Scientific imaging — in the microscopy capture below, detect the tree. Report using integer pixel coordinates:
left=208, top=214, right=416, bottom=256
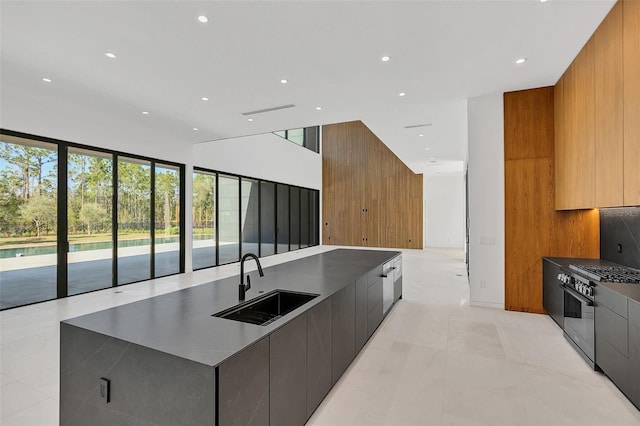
left=80, top=202, right=108, bottom=235
left=20, top=196, right=56, bottom=237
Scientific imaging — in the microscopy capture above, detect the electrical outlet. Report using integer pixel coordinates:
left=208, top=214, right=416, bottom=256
left=99, top=378, right=110, bottom=403
left=617, top=243, right=623, bottom=254
left=480, top=280, right=487, bottom=289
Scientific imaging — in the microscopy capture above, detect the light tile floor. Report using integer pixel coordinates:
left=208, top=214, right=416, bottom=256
left=1, top=246, right=639, bottom=425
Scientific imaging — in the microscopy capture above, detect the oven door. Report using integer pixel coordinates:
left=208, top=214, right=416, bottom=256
left=561, top=284, right=595, bottom=366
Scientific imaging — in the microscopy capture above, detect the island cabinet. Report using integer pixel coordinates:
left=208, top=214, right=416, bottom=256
left=60, top=323, right=217, bottom=426
left=393, top=255, right=402, bottom=302
left=355, top=274, right=368, bottom=353
left=367, top=268, right=384, bottom=338
left=595, top=285, right=640, bottom=410
left=270, top=314, right=307, bottom=426
left=306, top=298, right=332, bottom=419
left=60, top=249, right=403, bottom=426
left=218, top=338, right=270, bottom=426
left=331, top=283, right=356, bottom=385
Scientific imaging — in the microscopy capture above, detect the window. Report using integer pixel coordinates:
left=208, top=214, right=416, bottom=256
left=260, top=182, right=275, bottom=256
left=192, top=171, right=216, bottom=270
left=241, top=178, right=259, bottom=257
left=272, top=126, right=320, bottom=153
left=218, top=174, right=240, bottom=264
left=0, top=135, right=58, bottom=308
left=193, top=167, right=320, bottom=267
left=0, top=130, right=185, bottom=310
left=67, top=147, right=113, bottom=295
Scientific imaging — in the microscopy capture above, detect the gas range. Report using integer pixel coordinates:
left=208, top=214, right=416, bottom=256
left=557, top=263, right=640, bottom=300
left=569, top=264, right=640, bottom=284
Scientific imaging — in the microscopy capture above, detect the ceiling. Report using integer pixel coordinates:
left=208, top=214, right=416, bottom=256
left=0, top=0, right=615, bottom=174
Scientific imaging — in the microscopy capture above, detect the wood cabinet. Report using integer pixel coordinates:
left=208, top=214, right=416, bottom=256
left=322, top=121, right=423, bottom=248
left=555, top=36, right=596, bottom=210
left=624, top=0, right=640, bottom=205
left=595, top=1, right=624, bottom=207
left=555, top=1, right=640, bottom=209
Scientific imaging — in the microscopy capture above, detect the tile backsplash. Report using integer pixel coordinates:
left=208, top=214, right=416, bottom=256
left=600, top=207, right=640, bottom=269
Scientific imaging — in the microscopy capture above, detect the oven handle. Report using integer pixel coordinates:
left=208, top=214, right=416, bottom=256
left=559, top=284, right=593, bottom=306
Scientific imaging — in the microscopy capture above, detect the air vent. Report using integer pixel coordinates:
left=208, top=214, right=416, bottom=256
left=242, top=104, right=295, bottom=116
left=404, top=123, right=432, bottom=129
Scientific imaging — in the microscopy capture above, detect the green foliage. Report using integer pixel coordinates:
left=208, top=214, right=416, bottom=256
left=80, top=202, right=109, bottom=235
left=20, top=196, right=56, bottom=237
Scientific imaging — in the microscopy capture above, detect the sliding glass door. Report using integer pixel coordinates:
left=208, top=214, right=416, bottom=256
left=117, top=157, right=152, bottom=285
left=0, top=136, right=58, bottom=308
left=192, top=171, right=216, bottom=269
left=67, top=147, right=113, bottom=295
left=155, top=163, right=180, bottom=277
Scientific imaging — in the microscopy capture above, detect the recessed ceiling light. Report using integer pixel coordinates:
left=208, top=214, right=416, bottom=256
left=316, top=106, right=322, bottom=111
left=419, top=134, right=424, bottom=137
left=381, top=56, right=391, bottom=62
left=425, top=148, right=430, bottom=151
left=539, top=0, right=549, bottom=3
left=248, top=118, right=254, bottom=122
left=280, top=79, right=288, bottom=84
left=201, top=97, right=209, bottom=101
left=399, top=92, right=406, bottom=97
left=198, top=15, right=208, bottom=23
left=42, top=78, right=52, bottom=83
left=516, top=58, right=527, bottom=64
left=142, top=111, right=149, bottom=115
left=193, top=127, right=199, bottom=131
left=105, top=52, right=117, bottom=59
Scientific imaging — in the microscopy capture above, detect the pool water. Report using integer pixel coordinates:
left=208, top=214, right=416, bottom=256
left=0, top=235, right=194, bottom=259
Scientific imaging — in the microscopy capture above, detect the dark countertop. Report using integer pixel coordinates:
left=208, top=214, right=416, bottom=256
left=62, top=248, right=400, bottom=367
left=544, top=256, right=640, bottom=304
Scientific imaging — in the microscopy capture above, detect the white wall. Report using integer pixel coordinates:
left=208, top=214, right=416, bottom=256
left=467, top=93, right=504, bottom=309
left=424, top=173, right=465, bottom=248
left=193, top=133, right=321, bottom=190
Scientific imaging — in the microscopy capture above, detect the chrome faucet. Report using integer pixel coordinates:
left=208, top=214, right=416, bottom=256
left=239, top=253, right=264, bottom=301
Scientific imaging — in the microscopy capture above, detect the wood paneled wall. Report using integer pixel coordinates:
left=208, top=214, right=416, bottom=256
left=322, top=121, right=423, bottom=249
left=504, top=88, right=600, bottom=313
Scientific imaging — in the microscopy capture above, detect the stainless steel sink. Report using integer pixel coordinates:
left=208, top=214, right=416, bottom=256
left=213, top=290, right=319, bottom=326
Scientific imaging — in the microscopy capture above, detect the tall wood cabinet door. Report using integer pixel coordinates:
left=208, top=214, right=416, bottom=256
left=573, top=36, right=596, bottom=209
left=595, top=1, right=624, bottom=207
left=624, top=0, right=640, bottom=205
left=556, top=38, right=596, bottom=210
left=554, top=75, right=568, bottom=209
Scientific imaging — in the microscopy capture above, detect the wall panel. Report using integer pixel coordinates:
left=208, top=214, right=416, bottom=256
left=504, top=88, right=599, bottom=313
left=322, top=121, right=422, bottom=249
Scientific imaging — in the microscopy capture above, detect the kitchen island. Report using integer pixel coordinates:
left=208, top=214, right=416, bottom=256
left=60, top=248, right=402, bottom=425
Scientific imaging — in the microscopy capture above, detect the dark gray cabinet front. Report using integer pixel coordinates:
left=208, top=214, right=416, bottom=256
left=355, top=275, right=368, bottom=353
left=270, top=313, right=307, bottom=426
left=367, top=277, right=383, bottom=337
left=307, top=298, right=332, bottom=419
left=218, top=338, right=269, bottom=426
left=626, top=299, right=640, bottom=410
left=331, top=283, right=355, bottom=385
left=542, top=258, right=563, bottom=328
